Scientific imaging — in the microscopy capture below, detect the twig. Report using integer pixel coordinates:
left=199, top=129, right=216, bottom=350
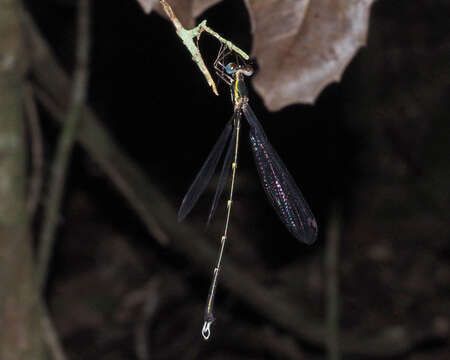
left=23, top=82, right=44, bottom=217
left=134, top=278, right=161, bottom=360
left=159, top=0, right=249, bottom=96
left=201, top=24, right=249, bottom=60
left=32, top=83, right=170, bottom=247
left=325, top=203, right=341, bottom=360
left=24, top=9, right=448, bottom=358
left=36, top=0, right=91, bottom=290
left=41, top=305, right=68, bottom=360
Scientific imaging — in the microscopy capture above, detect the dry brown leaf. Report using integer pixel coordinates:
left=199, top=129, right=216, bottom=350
left=135, top=0, right=159, bottom=14
left=139, top=0, right=222, bottom=28
left=244, top=0, right=375, bottom=110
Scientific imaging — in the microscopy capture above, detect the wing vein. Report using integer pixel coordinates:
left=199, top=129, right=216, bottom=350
left=244, top=105, right=317, bottom=244
left=178, top=120, right=233, bottom=221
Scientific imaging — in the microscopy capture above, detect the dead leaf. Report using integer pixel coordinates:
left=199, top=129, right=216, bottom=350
left=138, top=0, right=222, bottom=28
left=135, top=0, right=159, bottom=14
left=244, top=0, right=375, bottom=110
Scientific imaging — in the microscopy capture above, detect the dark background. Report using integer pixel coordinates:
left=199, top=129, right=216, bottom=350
left=25, top=0, right=449, bottom=359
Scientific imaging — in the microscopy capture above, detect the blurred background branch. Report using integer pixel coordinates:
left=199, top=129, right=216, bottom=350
left=23, top=82, right=44, bottom=217
left=325, top=203, right=341, bottom=360
left=36, top=0, right=91, bottom=290
left=0, top=0, right=43, bottom=358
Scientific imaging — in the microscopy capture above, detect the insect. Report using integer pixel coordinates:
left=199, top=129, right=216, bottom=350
left=178, top=44, right=318, bottom=340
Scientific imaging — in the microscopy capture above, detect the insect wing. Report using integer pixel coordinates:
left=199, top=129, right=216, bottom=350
left=244, top=106, right=317, bottom=244
left=207, top=113, right=238, bottom=225
left=178, top=120, right=233, bottom=221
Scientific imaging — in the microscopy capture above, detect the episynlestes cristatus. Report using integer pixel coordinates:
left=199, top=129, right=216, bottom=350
left=178, top=44, right=318, bottom=340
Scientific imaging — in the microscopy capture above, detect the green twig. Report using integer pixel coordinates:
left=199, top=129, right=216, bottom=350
left=36, top=0, right=90, bottom=290
left=202, top=24, right=249, bottom=60
left=159, top=0, right=249, bottom=96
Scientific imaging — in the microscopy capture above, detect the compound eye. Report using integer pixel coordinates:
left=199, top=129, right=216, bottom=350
left=242, top=64, right=254, bottom=76
left=225, top=62, right=237, bottom=75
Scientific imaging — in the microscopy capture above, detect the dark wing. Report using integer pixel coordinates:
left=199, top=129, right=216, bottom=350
left=207, top=112, right=238, bottom=225
left=178, top=120, right=232, bottom=222
left=243, top=105, right=318, bottom=244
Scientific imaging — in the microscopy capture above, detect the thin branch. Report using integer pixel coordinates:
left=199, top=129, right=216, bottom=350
left=325, top=203, right=341, bottom=360
left=36, top=0, right=91, bottom=290
left=40, top=305, right=68, bottom=360
left=32, top=83, right=170, bottom=247
left=23, top=82, right=44, bottom=217
left=159, top=0, right=249, bottom=96
left=201, top=24, right=249, bottom=60
left=134, top=278, right=161, bottom=360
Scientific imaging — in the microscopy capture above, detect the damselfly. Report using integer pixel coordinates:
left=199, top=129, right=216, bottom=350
left=178, top=45, right=318, bottom=340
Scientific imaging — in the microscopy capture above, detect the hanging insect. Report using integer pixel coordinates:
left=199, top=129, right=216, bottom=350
left=178, top=44, right=318, bottom=340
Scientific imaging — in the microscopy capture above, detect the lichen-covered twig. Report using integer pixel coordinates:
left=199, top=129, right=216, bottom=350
left=159, top=0, right=249, bottom=96
left=201, top=23, right=249, bottom=60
